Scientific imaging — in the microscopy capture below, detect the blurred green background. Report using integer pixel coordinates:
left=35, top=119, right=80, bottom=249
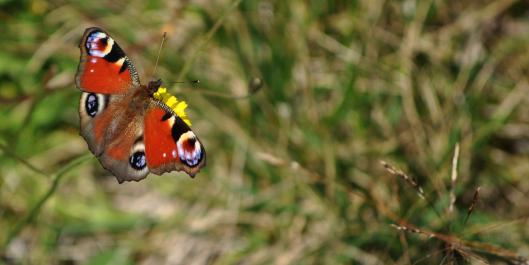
left=2, top=0, right=529, bottom=264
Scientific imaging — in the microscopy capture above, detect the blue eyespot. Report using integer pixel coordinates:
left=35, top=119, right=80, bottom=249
left=85, top=93, right=98, bottom=117
left=130, top=152, right=146, bottom=170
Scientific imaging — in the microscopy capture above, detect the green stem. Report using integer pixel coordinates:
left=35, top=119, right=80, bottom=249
left=2, top=153, right=92, bottom=250
left=0, top=143, right=49, bottom=178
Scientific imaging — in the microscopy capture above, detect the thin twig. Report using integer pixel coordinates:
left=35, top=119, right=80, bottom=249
left=464, top=187, right=481, bottom=225
left=0, top=143, right=49, bottom=178
left=391, top=222, right=527, bottom=263
left=2, top=153, right=93, bottom=250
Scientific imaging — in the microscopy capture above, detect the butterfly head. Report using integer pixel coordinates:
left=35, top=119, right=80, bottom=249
left=147, top=79, right=162, bottom=94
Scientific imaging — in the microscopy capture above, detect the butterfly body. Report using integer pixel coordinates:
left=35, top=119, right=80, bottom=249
left=76, top=27, right=205, bottom=183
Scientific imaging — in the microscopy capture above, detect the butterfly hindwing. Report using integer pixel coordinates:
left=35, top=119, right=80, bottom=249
left=98, top=113, right=149, bottom=183
left=76, top=27, right=140, bottom=94
left=79, top=90, right=151, bottom=183
left=143, top=101, right=206, bottom=177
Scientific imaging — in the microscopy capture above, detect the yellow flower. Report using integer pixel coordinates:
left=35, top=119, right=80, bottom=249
left=153, top=87, right=192, bottom=126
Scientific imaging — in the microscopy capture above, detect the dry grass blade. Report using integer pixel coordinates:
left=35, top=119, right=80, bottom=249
left=449, top=143, right=460, bottom=214
left=464, top=187, right=481, bottom=225
left=381, top=161, right=424, bottom=199
left=391, top=222, right=527, bottom=263
left=381, top=161, right=441, bottom=218
left=391, top=224, right=435, bottom=239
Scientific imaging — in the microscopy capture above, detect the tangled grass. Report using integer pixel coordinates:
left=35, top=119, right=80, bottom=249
left=2, top=0, right=529, bottom=264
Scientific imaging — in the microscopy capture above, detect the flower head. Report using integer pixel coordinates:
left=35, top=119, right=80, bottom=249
left=153, top=87, right=192, bottom=126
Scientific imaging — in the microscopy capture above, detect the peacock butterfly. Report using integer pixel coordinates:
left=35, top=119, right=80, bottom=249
left=75, top=27, right=206, bottom=183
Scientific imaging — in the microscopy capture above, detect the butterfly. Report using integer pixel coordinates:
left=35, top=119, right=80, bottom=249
left=75, top=27, right=206, bottom=183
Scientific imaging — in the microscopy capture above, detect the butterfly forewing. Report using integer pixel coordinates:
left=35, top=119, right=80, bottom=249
left=76, top=27, right=140, bottom=94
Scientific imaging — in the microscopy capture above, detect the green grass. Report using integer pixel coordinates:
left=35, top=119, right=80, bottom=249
left=2, top=0, right=529, bottom=264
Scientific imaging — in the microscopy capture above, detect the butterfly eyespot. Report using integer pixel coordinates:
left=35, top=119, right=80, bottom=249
left=130, top=151, right=146, bottom=170
left=81, top=92, right=107, bottom=118
left=176, top=131, right=203, bottom=167
left=86, top=31, right=113, bottom=58
left=100, top=37, right=108, bottom=45
left=85, top=93, right=99, bottom=117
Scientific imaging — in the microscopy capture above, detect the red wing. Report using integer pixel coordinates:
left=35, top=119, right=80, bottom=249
left=143, top=103, right=206, bottom=177
left=76, top=27, right=140, bottom=94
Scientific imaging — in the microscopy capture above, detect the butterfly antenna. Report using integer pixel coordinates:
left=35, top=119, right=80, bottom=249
left=152, top=32, right=167, bottom=79
left=170, top=77, right=263, bottom=100
left=169, top=80, right=200, bottom=85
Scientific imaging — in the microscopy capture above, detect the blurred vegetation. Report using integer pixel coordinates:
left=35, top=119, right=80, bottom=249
left=2, top=0, right=529, bottom=264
